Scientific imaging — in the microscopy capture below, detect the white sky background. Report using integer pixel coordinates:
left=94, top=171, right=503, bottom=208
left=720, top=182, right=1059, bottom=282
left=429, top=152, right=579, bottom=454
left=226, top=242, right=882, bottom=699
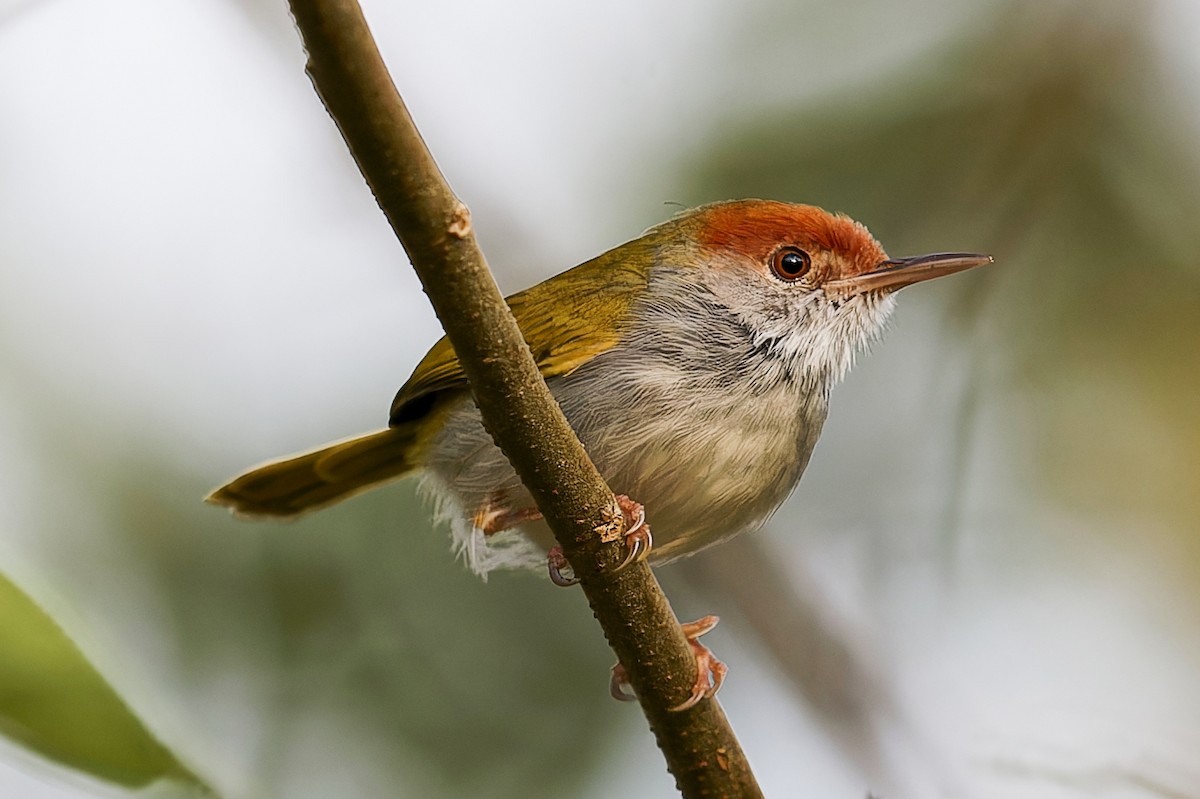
left=2, top=0, right=1200, bottom=797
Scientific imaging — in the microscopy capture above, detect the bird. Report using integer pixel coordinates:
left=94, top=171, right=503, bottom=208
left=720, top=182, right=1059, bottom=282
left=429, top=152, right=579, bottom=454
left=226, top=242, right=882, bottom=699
left=208, top=199, right=991, bottom=707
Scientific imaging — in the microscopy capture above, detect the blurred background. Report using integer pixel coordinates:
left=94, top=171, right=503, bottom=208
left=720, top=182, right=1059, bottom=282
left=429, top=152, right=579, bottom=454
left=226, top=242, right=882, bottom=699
left=2, top=0, right=1199, bottom=796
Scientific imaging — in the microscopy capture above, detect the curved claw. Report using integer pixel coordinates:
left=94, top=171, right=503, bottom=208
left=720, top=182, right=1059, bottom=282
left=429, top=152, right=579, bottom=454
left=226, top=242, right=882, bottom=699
left=612, top=495, right=652, bottom=574
left=609, top=663, right=637, bottom=702
left=547, top=546, right=580, bottom=587
left=615, top=524, right=652, bottom=573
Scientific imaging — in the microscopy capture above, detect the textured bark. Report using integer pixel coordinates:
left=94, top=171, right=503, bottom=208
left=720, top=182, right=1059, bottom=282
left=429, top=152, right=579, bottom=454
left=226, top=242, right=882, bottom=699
left=286, top=2, right=764, bottom=795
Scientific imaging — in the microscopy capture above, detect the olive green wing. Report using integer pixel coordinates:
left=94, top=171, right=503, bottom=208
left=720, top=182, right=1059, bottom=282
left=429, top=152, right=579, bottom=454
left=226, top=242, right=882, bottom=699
left=389, top=238, right=655, bottom=425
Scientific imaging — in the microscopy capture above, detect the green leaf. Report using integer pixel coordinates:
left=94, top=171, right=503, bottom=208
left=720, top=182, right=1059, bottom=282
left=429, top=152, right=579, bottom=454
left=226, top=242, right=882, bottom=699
left=0, top=573, right=208, bottom=792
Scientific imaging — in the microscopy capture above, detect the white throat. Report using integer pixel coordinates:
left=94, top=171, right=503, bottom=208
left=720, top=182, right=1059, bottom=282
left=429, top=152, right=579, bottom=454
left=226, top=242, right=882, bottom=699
left=651, top=262, right=897, bottom=395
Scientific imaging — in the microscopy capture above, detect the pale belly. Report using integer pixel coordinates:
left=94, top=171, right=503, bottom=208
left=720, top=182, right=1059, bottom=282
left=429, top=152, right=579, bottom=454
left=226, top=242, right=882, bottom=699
left=421, top=347, right=828, bottom=575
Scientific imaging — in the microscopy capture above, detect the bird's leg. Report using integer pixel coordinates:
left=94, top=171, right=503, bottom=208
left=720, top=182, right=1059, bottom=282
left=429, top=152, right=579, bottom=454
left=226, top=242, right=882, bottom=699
left=473, top=495, right=543, bottom=535
left=612, top=494, right=652, bottom=572
left=609, top=614, right=727, bottom=711
left=472, top=496, right=578, bottom=586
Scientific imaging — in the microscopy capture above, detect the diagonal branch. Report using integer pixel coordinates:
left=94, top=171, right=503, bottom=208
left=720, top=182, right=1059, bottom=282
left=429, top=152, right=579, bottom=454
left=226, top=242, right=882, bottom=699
left=285, top=1, right=764, bottom=796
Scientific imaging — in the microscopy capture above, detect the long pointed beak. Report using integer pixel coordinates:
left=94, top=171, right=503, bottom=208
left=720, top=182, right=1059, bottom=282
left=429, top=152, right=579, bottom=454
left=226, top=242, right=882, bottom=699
left=825, top=252, right=993, bottom=296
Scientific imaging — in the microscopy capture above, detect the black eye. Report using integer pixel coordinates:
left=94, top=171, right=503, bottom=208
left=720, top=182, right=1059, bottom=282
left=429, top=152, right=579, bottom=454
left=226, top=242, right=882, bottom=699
left=770, top=247, right=811, bottom=281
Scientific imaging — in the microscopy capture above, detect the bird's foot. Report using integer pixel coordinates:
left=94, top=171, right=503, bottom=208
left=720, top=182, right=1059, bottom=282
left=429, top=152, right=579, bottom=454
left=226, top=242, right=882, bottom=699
left=544, top=494, right=647, bottom=586
left=612, top=495, right=652, bottom=573
left=473, top=498, right=578, bottom=587
left=609, top=614, right=727, bottom=711
left=671, top=615, right=727, bottom=711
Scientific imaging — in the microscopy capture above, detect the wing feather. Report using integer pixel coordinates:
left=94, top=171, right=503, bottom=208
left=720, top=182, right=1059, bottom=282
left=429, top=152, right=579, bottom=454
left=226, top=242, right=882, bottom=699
left=389, top=239, right=655, bottom=425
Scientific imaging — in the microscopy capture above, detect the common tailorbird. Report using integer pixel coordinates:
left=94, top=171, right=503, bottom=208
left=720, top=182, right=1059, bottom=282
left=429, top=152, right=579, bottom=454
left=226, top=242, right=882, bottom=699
left=209, top=199, right=992, bottom=707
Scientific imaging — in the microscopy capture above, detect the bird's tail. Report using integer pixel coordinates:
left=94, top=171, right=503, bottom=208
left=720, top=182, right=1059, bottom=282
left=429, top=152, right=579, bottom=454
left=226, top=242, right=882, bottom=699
left=206, top=426, right=422, bottom=519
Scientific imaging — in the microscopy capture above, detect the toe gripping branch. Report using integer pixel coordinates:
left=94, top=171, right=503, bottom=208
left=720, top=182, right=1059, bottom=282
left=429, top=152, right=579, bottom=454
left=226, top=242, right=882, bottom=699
left=545, top=494, right=652, bottom=587
left=610, top=615, right=727, bottom=712
left=544, top=495, right=726, bottom=711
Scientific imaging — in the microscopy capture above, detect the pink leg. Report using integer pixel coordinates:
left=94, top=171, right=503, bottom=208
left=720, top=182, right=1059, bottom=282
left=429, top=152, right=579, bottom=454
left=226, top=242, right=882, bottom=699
left=471, top=496, right=579, bottom=587
left=473, top=499, right=543, bottom=535
left=608, top=614, right=727, bottom=711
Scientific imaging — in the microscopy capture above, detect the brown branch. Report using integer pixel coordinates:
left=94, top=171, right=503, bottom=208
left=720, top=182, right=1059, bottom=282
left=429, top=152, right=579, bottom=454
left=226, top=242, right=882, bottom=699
left=285, top=1, right=763, bottom=796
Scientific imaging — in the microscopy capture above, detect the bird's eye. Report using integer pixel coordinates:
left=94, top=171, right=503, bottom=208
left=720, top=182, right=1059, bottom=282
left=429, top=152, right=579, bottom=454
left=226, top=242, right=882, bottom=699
left=770, top=247, right=811, bottom=282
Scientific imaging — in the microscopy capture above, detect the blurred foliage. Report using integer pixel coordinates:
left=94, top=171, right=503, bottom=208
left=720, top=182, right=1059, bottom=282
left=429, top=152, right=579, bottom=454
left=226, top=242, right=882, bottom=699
left=0, top=574, right=204, bottom=791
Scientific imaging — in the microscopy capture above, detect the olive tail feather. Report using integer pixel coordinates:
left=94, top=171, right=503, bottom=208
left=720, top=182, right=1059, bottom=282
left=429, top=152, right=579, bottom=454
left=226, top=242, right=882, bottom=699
left=206, top=427, right=420, bottom=519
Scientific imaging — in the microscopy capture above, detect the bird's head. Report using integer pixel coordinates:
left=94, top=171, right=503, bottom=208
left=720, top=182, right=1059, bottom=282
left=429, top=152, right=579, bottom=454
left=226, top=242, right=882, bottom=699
left=653, top=199, right=991, bottom=387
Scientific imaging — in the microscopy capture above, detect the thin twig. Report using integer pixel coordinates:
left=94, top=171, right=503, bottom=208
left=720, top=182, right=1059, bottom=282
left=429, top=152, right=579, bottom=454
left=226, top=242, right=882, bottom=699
left=285, top=2, right=764, bottom=796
